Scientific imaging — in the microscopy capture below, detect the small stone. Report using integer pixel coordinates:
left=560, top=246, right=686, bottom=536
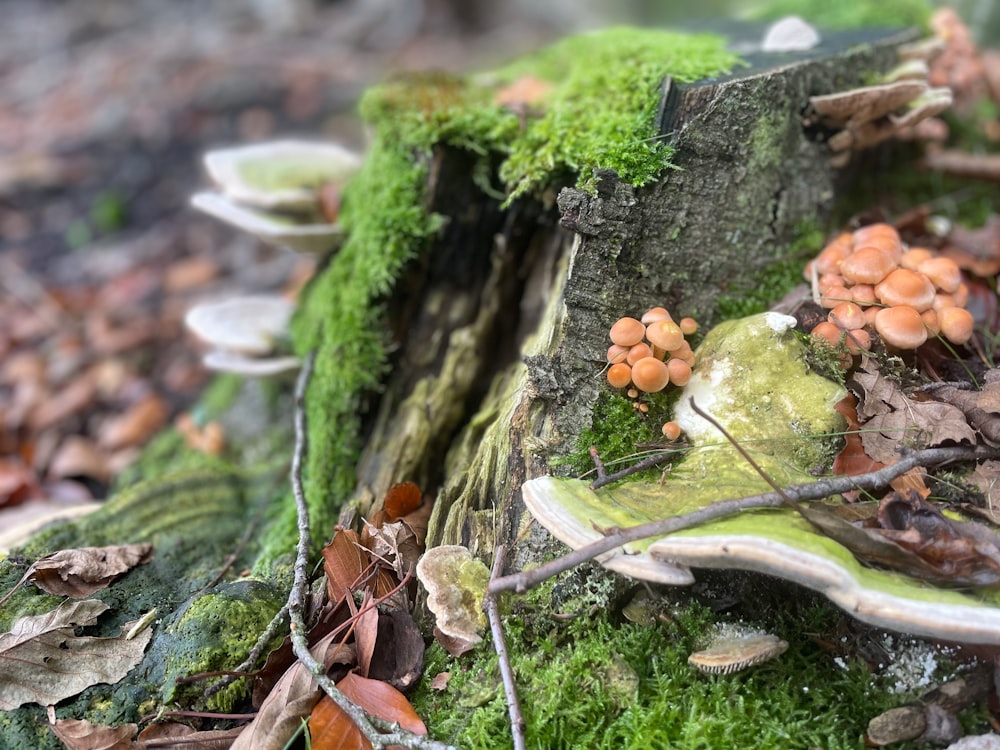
left=866, top=706, right=927, bottom=746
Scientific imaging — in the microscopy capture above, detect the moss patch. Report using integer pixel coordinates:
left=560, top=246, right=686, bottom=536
left=412, top=592, right=918, bottom=749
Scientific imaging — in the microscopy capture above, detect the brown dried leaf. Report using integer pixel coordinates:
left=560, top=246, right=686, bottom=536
left=322, top=528, right=367, bottom=606
left=307, top=671, right=427, bottom=750
left=48, top=716, right=137, bottom=750
left=852, top=358, right=976, bottom=463
left=925, top=375, right=1000, bottom=446
left=30, top=543, right=153, bottom=598
left=135, top=722, right=244, bottom=748
left=0, top=599, right=153, bottom=710
left=876, top=490, right=1000, bottom=586
left=355, top=595, right=379, bottom=680
left=233, top=629, right=359, bottom=750
left=98, top=394, right=169, bottom=450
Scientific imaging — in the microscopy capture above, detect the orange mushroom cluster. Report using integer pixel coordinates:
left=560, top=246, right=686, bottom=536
left=606, top=307, right=697, bottom=440
left=804, top=223, right=975, bottom=355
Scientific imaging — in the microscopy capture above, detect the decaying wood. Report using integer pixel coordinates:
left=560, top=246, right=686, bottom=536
left=348, top=27, right=919, bottom=571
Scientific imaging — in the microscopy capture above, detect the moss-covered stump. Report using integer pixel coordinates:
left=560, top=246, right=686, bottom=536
left=0, top=22, right=940, bottom=749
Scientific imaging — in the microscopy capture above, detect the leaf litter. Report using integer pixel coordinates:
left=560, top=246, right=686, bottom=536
left=0, top=599, right=152, bottom=711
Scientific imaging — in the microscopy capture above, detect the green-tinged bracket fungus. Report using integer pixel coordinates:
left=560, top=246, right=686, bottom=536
left=184, top=295, right=301, bottom=375
left=191, top=139, right=362, bottom=254
left=523, top=313, right=1000, bottom=644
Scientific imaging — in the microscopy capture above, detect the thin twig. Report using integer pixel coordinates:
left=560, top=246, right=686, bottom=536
left=484, top=545, right=526, bottom=750
left=590, top=449, right=675, bottom=489
left=490, top=444, right=997, bottom=594
left=287, top=350, right=456, bottom=750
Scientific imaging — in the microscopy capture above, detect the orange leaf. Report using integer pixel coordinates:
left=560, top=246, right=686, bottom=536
left=832, top=394, right=886, bottom=493
left=383, top=482, right=422, bottom=521
left=308, top=672, right=427, bottom=750
left=322, top=529, right=367, bottom=605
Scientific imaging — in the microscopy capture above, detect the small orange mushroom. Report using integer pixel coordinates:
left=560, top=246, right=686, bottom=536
left=626, top=342, right=654, bottom=365
left=900, top=247, right=934, bottom=271
left=666, top=358, right=692, bottom=387
left=679, top=317, right=698, bottom=336
left=829, top=301, right=866, bottom=330
left=875, top=268, right=936, bottom=311
left=607, top=363, right=632, bottom=388
left=810, top=321, right=844, bottom=348
left=938, top=306, right=974, bottom=345
left=631, top=357, right=670, bottom=393
left=610, top=317, right=646, bottom=347
left=840, top=246, right=897, bottom=285
left=916, top=256, right=962, bottom=293
left=645, top=320, right=684, bottom=352
left=661, top=421, right=682, bottom=440
left=607, top=344, right=628, bottom=364
left=875, top=305, right=927, bottom=349
left=641, top=307, right=672, bottom=324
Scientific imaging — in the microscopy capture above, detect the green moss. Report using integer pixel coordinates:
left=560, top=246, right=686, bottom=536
left=152, top=579, right=286, bottom=712
left=412, top=594, right=914, bottom=749
left=496, top=28, right=742, bottom=200
left=751, top=0, right=931, bottom=30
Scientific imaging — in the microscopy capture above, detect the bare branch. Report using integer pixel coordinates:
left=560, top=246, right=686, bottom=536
left=484, top=545, right=526, bottom=750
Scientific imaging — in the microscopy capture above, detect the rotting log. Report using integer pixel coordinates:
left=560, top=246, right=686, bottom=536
left=0, top=24, right=921, bottom=746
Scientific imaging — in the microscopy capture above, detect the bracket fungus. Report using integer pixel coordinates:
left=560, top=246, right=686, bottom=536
left=687, top=630, right=788, bottom=675
left=191, top=139, right=362, bottom=254
left=184, top=295, right=300, bottom=376
left=524, top=313, right=1000, bottom=644
left=415, top=545, right=490, bottom=656
left=806, top=44, right=953, bottom=167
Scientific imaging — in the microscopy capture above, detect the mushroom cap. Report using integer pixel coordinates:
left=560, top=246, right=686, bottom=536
left=631, top=357, right=670, bottom=393
left=202, top=349, right=301, bottom=376
left=661, top=421, right=682, bottom=440
left=874, top=305, right=927, bottom=349
left=185, top=295, right=295, bottom=355
left=607, top=344, right=628, bottom=364
left=812, top=234, right=853, bottom=276
left=917, top=256, right=962, bottom=293
left=761, top=15, right=820, bottom=52
left=840, top=246, right=898, bottom=285
left=609, top=317, right=645, bottom=347
left=645, top=320, right=684, bottom=351
left=666, top=358, right=692, bottom=387
left=688, top=633, right=788, bottom=674
left=875, top=268, right=936, bottom=311
left=810, top=321, right=844, bottom=348
left=828, top=301, right=866, bottom=330
left=641, top=307, right=672, bottom=325
left=607, top=363, right=633, bottom=389
left=626, top=343, right=654, bottom=365
left=679, top=317, right=698, bottom=336
left=938, top=306, right=975, bottom=345
left=901, top=247, right=934, bottom=271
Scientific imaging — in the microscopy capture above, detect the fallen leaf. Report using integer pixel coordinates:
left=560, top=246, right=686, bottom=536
left=48, top=716, right=137, bottom=750
left=366, top=608, right=424, bottom=693
left=29, top=543, right=153, bottom=598
left=875, top=489, right=1000, bottom=586
left=135, top=722, right=244, bottom=748
left=924, top=373, right=1000, bottom=446
left=322, top=528, right=368, bottom=606
left=0, top=599, right=153, bottom=710
left=832, top=395, right=885, bottom=497
left=355, top=594, right=380, bottom=680
left=307, top=671, right=427, bottom=750
left=98, top=394, right=169, bottom=450
left=383, top=482, right=422, bottom=521
left=851, top=357, right=976, bottom=463
left=233, top=630, right=356, bottom=750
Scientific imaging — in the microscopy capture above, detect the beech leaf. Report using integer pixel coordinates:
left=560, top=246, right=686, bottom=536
left=30, top=543, right=154, bottom=598
left=307, top=672, right=427, bottom=750
left=321, top=529, right=367, bottom=606
left=0, top=599, right=153, bottom=710
left=232, top=630, right=356, bottom=750
left=852, top=358, right=975, bottom=462
left=48, top=717, right=137, bottom=750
